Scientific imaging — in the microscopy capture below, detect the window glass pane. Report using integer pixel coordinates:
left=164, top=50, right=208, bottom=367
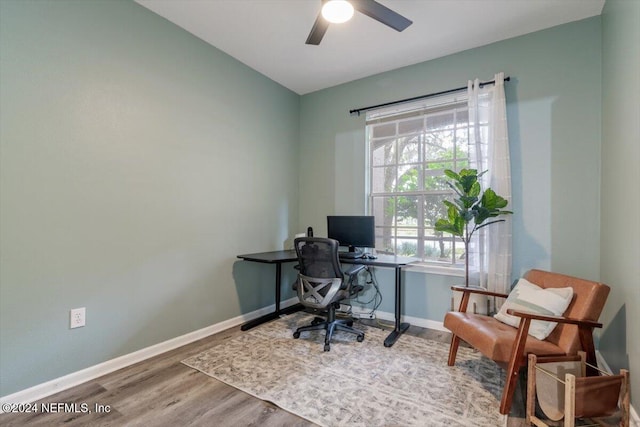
left=375, top=229, right=395, bottom=254
left=371, top=167, right=397, bottom=192
left=423, top=236, right=453, bottom=262
left=396, top=227, right=418, bottom=238
left=426, top=112, right=454, bottom=131
left=397, top=136, right=419, bottom=164
left=456, top=109, right=469, bottom=124
left=453, top=240, right=465, bottom=267
left=396, top=238, right=418, bottom=257
left=371, top=122, right=396, bottom=138
left=396, top=166, right=419, bottom=193
left=455, top=132, right=469, bottom=162
left=372, top=137, right=396, bottom=166
left=395, top=195, right=418, bottom=225
left=423, top=194, right=450, bottom=228
left=372, top=196, right=395, bottom=227
left=426, top=160, right=453, bottom=172
left=423, top=173, right=450, bottom=191
left=425, top=130, right=455, bottom=160
left=456, top=159, right=470, bottom=170
left=398, top=117, right=423, bottom=135
left=456, top=127, right=469, bottom=143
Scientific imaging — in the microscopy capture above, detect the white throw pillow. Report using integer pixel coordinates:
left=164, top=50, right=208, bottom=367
left=494, top=278, right=574, bottom=340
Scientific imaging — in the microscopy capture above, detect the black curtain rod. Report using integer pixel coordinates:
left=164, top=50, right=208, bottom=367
left=349, top=76, right=511, bottom=117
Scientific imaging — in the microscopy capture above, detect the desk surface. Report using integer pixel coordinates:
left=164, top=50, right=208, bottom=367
left=237, top=250, right=417, bottom=268
left=339, top=254, right=417, bottom=268
left=237, top=250, right=297, bottom=264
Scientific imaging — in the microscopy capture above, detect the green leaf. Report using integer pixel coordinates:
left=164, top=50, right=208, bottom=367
left=459, top=169, right=478, bottom=177
left=462, top=210, right=474, bottom=222
left=473, top=206, right=492, bottom=224
left=481, top=188, right=504, bottom=209
left=469, top=181, right=481, bottom=198
left=447, top=204, right=459, bottom=223
left=459, top=175, right=477, bottom=193
left=435, top=218, right=463, bottom=237
left=443, top=200, right=457, bottom=211
left=443, top=169, right=460, bottom=180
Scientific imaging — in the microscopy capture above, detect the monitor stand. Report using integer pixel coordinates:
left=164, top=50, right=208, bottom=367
left=339, top=246, right=364, bottom=259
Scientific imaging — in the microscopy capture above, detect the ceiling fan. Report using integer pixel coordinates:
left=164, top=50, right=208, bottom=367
left=306, top=0, right=413, bottom=45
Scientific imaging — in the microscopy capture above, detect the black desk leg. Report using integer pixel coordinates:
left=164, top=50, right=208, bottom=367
left=274, top=262, right=282, bottom=312
left=383, top=266, right=410, bottom=347
left=241, top=262, right=303, bottom=331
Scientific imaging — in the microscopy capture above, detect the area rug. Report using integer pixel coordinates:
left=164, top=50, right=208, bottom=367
left=182, top=313, right=507, bottom=427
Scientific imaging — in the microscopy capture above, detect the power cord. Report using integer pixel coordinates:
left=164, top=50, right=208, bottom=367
left=351, top=266, right=382, bottom=319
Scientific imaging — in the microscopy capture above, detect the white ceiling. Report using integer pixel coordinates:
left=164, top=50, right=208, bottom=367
left=135, top=0, right=605, bottom=95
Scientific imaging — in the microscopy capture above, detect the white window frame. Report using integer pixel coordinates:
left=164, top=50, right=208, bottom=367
left=366, top=94, right=470, bottom=272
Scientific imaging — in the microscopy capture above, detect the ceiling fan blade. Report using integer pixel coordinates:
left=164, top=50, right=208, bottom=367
left=305, top=13, right=330, bottom=45
left=352, top=0, right=412, bottom=32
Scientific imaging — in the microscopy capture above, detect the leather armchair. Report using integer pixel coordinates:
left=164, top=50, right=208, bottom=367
left=443, top=269, right=610, bottom=415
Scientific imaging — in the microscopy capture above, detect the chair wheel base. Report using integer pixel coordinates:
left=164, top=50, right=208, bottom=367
left=324, top=344, right=330, bottom=352
left=293, top=331, right=300, bottom=339
left=357, top=334, right=364, bottom=342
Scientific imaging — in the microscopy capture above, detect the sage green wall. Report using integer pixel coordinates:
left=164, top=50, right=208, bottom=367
left=299, top=18, right=602, bottom=323
left=0, top=0, right=299, bottom=396
left=600, top=0, right=640, bottom=406
left=2, top=0, right=630, bottom=405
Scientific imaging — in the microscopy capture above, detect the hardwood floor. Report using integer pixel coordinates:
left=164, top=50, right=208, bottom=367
left=1, top=316, right=532, bottom=426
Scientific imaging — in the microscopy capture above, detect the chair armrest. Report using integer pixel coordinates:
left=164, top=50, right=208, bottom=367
left=506, top=308, right=602, bottom=377
left=344, top=264, right=366, bottom=277
left=344, top=265, right=366, bottom=296
left=451, top=285, right=509, bottom=299
left=506, top=309, right=603, bottom=329
left=451, top=286, right=509, bottom=313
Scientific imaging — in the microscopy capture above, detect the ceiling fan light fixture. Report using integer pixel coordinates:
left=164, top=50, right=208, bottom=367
left=321, top=0, right=354, bottom=24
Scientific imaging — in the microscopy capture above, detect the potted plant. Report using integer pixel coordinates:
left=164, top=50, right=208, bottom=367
left=435, top=169, right=512, bottom=291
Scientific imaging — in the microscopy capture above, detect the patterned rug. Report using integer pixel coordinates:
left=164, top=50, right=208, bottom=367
left=182, top=313, right=507, bottom=427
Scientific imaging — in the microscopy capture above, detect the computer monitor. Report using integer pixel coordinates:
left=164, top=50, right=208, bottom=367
left=327, top=216, right=375, bottom=256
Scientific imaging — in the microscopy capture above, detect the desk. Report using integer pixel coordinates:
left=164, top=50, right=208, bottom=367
left=236, top=251, right=417, bottom=347
left=236, top=250, right=302, bottom=331
left=340, top=254, right=417, bottom=347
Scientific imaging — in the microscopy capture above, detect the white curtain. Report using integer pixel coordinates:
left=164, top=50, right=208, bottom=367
left=467, top=72, right=512, bottom=297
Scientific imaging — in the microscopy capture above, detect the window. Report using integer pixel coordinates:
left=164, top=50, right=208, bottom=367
left=367, top=96, right=470, bottom=267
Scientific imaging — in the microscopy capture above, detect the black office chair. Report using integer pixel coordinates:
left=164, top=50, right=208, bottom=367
left=292, top=237, right=365, bottom=351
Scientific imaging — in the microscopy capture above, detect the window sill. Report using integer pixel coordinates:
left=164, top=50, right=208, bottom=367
left=405, top=262, right=465, bottom=277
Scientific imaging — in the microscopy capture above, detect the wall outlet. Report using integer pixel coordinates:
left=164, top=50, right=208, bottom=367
left=70, top=307, right=86, bottom=329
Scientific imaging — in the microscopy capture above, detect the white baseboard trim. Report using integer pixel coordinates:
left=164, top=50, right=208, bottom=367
left=0, top=297, right=299, bottom=410
left=349, top=306, right=448, bottom=332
